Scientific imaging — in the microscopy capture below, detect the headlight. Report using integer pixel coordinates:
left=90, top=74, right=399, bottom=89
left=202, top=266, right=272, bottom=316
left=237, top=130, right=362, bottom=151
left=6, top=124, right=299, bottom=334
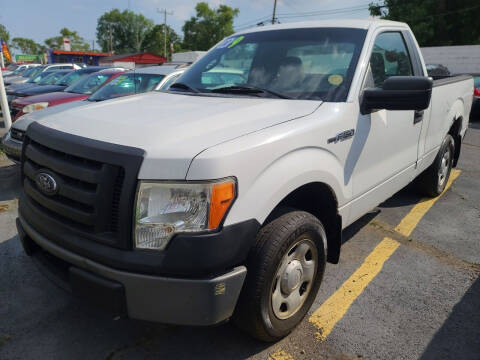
left=22, top=102, right=49, bottom=113
left=134, top=178, right=236, bottom=250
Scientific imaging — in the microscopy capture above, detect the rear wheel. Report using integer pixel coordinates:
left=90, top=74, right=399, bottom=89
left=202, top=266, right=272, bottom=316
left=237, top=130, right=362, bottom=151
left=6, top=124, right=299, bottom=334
left=418, top=134, right=455, bottom=197
left=233, top=210, right=326, bottom=342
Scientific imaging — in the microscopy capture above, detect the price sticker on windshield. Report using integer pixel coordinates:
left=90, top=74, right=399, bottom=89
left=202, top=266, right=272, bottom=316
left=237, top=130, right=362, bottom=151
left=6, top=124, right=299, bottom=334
left=328, top=74, right=344, bottom=86
left=217, top=36, right=244, bottom=49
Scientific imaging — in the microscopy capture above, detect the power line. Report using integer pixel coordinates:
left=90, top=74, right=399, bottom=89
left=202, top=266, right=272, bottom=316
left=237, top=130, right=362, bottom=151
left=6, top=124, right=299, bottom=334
left=277, top=5, right=370, bottom=18
left=235, top=15, right=272, bottom=29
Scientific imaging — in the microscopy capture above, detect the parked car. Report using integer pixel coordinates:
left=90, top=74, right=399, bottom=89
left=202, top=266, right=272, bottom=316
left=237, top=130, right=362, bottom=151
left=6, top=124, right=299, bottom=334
left=2, top=63, right=19, bottom=76
left=9, top=70, right=124, bottom=121
left=7, top=70, right=73, bottom=105
left=3, top=63, right=40, bottom=78
left=6, top=70, right=67, bottom=94
left=87, top=65, right=185, bottom=102
left=471, top=75, right=480, bottom=120
left=9, top=67, right=110, bottom=118
left=5, top=63, right=81, bottom=85
left=4, top=65, right=43, bottom=85
left=16, top=20, right=473, bottom=342
left=1, top=67, right=185, bottom=161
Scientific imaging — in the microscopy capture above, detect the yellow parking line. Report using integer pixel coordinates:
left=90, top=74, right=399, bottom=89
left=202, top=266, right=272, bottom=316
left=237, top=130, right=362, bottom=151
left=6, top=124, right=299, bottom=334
left=268, top=350, right=295, bottom=360
left=395, top=169, right=461, bottom=237
left=309, top=169, right=461, bottom=341
left=309, top=237, right=400, bottom=340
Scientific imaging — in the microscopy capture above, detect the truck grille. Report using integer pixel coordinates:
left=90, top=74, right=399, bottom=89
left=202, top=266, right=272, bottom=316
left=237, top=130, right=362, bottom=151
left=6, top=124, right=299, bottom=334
left=21, top=122, right=144, bottom=249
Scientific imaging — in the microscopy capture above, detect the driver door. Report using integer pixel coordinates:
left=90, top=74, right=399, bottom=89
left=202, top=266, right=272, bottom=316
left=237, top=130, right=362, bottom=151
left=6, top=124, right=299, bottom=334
left=349, top=31, right=423, bottom=222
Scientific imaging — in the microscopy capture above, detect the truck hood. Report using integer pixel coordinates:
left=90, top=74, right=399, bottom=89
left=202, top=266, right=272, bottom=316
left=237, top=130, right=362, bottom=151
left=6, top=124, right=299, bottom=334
left=38, top=91, right=321, bottom=179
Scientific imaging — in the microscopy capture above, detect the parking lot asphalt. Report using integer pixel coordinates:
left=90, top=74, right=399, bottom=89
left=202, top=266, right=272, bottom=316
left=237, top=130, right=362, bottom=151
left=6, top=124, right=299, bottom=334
left=1, top=123, right=479, bottom=360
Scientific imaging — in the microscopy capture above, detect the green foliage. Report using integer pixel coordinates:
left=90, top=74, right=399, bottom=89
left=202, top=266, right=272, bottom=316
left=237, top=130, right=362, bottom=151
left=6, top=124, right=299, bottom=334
left=0, top=24, right=10, bottom=45
left=96, top=9, right=154, bottom=54
left=141, top=24, right=181, bottom=59
left=12, top=37, right=46, bottom=54
left=369, top=0, right=480, bottom=46
left=44, top=28, right=90, bottom=51
left=182, top=2, right=239, bottom=51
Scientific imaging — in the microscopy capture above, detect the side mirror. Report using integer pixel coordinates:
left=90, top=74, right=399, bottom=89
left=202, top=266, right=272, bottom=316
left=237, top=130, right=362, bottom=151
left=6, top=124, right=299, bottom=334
left=362, top=76, right=433, bottom=114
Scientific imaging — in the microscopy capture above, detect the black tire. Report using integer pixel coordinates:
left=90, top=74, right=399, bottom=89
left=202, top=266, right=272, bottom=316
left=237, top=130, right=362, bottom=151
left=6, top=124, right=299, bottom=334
left=417, top=134, right=455, bottom=197
left=233, top=210, right=326, bottom=342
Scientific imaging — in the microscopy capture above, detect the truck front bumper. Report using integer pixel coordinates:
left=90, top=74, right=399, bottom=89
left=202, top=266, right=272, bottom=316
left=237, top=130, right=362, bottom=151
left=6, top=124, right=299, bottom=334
left=17, top=216, right=247, bottom=326
left=1, top=132, right=22, bottom=163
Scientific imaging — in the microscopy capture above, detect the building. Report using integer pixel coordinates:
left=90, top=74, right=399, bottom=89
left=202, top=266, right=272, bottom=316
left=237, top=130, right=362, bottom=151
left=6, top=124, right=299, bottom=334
left=421, top=45, right=480, bottom=75
left=47, top=49, right=113, bottom=66
left=172, top=51, right=206, bottom=64
left=99, top=52, right=167, bottom=69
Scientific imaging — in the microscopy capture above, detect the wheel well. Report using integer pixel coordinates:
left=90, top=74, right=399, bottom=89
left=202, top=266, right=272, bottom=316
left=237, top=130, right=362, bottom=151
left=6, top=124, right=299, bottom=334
left=264, top=182, right=342, bottom=264
left=449, top=116, right=463, bottom=167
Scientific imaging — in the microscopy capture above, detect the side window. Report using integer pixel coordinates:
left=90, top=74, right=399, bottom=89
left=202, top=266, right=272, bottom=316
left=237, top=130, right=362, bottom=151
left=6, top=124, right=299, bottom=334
left=369, top=32, right=413, bottom=88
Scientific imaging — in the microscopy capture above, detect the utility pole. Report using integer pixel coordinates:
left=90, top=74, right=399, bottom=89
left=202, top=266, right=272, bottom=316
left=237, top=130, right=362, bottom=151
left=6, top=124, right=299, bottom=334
left=157, top=8, right=173, bottom=60
left=0, top=54, right=12, bottom=133
left=109, top=24, right=113, bottom=53
left=272, top=0, right=278, bottom=24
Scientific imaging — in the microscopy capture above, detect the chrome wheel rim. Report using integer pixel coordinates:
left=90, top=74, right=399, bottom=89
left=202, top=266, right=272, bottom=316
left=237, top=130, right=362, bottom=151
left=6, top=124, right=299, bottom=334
left=438, top=148, right=451, bottom=187
left=271, top=238, right=317, bottom=320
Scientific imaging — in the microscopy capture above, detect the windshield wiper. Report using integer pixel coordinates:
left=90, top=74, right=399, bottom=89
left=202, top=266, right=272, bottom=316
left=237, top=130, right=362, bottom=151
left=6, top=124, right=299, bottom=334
left=210, top=85, right=290, bottom=99
left=169, top=82, right=199, bottom=93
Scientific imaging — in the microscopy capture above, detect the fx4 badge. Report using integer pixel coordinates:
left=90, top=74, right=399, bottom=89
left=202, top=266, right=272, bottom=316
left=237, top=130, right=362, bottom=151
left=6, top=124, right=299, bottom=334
left=328, top=129, right=355, bottom=144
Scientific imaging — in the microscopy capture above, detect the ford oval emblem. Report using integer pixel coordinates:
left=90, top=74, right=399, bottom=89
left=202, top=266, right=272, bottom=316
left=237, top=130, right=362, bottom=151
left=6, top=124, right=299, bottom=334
left=35, top=172, right=58, bottom=196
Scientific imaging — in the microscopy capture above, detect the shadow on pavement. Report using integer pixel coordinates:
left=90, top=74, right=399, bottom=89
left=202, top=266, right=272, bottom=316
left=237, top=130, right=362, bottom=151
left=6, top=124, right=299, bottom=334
left=420, top=276, right=480, bottom=360
left=0, top=232, right=271, bottom=360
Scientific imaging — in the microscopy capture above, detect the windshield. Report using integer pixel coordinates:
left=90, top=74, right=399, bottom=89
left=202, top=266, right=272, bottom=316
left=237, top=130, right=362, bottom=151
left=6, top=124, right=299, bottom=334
left=28, top=66, right=44, bottom=79
left=11, top=66, right=26, bottom=76
left=65, top=73, right=112, bottom=94
left=175, top=28, right=366, bottom=101
left=88, top=73, right=164, bottom=101
left=39, top=72, right=68, bottom=85
left=28, top=71, right=52, bottom=84
left=55, top=71, right=85, bottom=86
left=22, top=67, right=38, bottom=78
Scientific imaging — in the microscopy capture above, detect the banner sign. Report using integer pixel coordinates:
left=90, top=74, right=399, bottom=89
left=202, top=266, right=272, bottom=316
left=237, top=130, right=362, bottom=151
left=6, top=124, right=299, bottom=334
left=1, top=40, right=12, bottom=62
left=16, top=54, right=43, bottom=63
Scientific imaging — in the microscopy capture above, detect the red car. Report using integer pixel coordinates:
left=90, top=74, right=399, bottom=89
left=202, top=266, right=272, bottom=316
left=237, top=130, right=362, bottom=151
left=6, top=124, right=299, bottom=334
left=11, top=70, right=124, bottom=121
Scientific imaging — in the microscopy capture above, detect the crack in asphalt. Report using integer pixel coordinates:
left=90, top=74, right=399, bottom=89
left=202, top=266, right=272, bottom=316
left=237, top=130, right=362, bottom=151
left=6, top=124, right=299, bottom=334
left=367, top=219, right=480, bottom=274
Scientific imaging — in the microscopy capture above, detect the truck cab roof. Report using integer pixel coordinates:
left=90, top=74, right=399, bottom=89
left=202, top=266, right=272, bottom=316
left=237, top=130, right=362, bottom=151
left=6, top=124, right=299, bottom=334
left=237, top=19, right=409, bottom=34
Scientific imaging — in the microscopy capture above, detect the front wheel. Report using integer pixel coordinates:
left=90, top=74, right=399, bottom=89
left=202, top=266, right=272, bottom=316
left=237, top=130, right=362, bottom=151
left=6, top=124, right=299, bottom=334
left=233, top=211, right=326, bottom=342
left=417, top=134, right=455, bottom=197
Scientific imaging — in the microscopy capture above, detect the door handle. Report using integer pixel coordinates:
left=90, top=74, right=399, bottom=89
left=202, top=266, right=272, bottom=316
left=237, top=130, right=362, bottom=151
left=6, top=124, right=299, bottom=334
left=414, top=110, right=424, bottom=124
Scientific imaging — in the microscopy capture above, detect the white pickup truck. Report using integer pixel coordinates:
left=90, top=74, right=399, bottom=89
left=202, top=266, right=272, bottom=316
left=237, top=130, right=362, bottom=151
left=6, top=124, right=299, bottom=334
left=16, top=19, right=472, bottom=341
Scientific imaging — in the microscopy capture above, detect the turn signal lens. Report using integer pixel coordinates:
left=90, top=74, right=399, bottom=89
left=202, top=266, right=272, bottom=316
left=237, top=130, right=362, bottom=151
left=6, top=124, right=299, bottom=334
left=209, top=181, right=236, bottom=229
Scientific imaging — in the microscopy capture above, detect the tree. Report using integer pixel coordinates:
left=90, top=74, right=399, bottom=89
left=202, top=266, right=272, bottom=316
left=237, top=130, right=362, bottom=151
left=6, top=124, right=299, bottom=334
left=97, top=9, right=154, bottom=54
left=141, top=24, right=181, bottom=59
left=0, top=24, right=10, bottom=45
left=44, top=28, right=90, bottom=51
left=182, top=2, right=239, bottom=51
left=12, top=37, right=46, bottom=54
left=369, top=0, right=480, bottom=46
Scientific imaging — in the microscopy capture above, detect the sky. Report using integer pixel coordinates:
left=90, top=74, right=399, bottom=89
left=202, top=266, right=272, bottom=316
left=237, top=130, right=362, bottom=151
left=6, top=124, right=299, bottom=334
left=1, top=0, right=374, bottom=51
